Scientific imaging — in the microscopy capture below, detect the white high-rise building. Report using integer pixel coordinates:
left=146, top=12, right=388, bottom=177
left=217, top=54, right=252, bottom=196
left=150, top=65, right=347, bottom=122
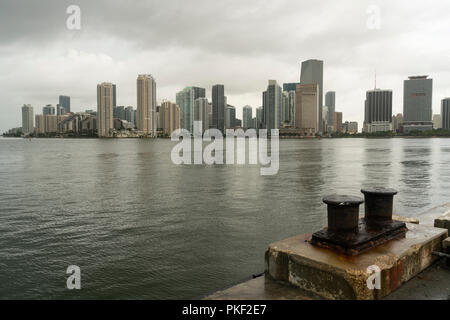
left=21, top=104, right=34, bottom=135
left=137, top=74, right=157, bottom=136
left=97, top=82, right=114, bottom=137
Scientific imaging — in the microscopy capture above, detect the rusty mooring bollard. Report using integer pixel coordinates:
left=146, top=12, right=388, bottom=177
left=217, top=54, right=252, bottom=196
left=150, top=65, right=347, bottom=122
left=361, top=187, right=397, bottom=221
left=323, top=194, right=364, bottom=233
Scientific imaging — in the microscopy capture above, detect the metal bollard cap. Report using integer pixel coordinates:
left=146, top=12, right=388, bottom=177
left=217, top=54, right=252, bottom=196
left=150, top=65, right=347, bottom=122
left=323, top=194, right=364, bottom=206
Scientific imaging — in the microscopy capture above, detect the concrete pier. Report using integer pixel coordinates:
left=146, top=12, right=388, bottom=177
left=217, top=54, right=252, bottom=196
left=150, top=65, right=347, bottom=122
left=205, top=202, right=450, bottom=300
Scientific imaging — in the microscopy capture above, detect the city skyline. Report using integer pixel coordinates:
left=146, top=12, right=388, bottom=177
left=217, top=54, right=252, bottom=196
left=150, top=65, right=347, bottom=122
left=2, top=1, right=450, bottom=133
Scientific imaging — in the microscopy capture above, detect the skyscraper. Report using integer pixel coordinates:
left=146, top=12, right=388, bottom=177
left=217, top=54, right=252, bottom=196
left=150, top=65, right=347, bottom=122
left=212, top=84, right=225, bottom=132
left=295, top=84, right=319, bottom=136
left=59, top=95, right=70, bottom=113
left=160, top=101, right=181, bottom=136
left=262, top=80, right=282, bottom=130
left=433, top=114, right=442, bottom=129
left=194, top=97, right=210, bottom=133
left=137, top=74, right=157, bottom=136
left=364, top=89, right=393, bottom=132
left=403, top=75, right=433, bottom=132
left=113, top=84, right=117, bottom=107
left=21, top=104, right=34, bottom=135
left=442, top=98, right=450, bottom=130
left=97, top=82, right=114, bottom=137
left=325, top=91, right=335, bottom=131
left=334, top=112, right=343, bottom=133
left=176, top=86, right=205, bottom=133
left=283, top=83, right=300, bottom=92
left=256, top=107, right=263, bottom=130
left=124, top=106, right=136, bottom=128
left=43, top=104, right=55, bottom=115
left=300, top=59, right=323, bottom=132
left=242, top=105, right=253, bottom=129
left=225, top=105, right=236, bottom=129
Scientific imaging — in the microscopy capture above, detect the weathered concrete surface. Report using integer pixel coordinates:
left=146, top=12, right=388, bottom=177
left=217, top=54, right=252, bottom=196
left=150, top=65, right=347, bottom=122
left=204, top=276, right=321, bottom=300
left=384, top=259, right=450, bottom=300
left=265, top=223, right=448, bottom=300
left=434, top=210, right=450, bottom=231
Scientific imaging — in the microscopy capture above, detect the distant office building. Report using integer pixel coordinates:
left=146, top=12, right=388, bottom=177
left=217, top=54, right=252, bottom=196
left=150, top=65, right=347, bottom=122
left=212, top=84, right=225, bottom=132
left=59, top=95, right=70, bottom=113
left=35, top=114, right=45, bottom=135
left=262, top=80, right=282, bottom=130
left=176, top=86, right=206, bottom=133
left=43, top=104, right=55, bottom=115
left=225, top=105, right=236, bottom=129
left=45, top=115, right=58, bottom=133
left=281, top=92, right=289, bottom=125
left=403, top=75, right=433, bottom=132
left=137, top=74, right=157, bottom=136
left=235, top=118, right=242, bottom=128
left=334, top=112, right=343, bottom=133
left=56, top=104, right=66, bottom=116
left=283, top=82, right=300, bottom=92
left=433, top=114, right=442, bottom=129
left=114, top=106, right=126, bottom=120
left=242, top=105, right=253, bottom=129
left=343, top=121, right=358, bottom=134
left=325, top=91, right=335, bottom=131
left=194, top=97, right=210, bottom=133
left=112, top=84, right=117, bottom=107
left=392, top=113, right=403, bottom=132
left=322, top=106, right=329, bottom=130
left=97, top=82, right=114, bottom=137
left=364, top=89, right=393, bottom=132
left=21, top=104, right=34, bottom=135
left=255, top=107, right=263, bottom=130
left=295, top=83, right=319, bottom=136
left=124, top=106, right=136, bottom=128
left=442, top=98, right=450, bottom=130
left=160, top=101, right=181, bottom=136
left=300, top=59, right=323, bottom=132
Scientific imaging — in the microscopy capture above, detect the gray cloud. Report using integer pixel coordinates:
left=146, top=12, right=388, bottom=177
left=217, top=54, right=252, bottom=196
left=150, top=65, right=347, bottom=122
left=1, top=0, right=450, bottom=132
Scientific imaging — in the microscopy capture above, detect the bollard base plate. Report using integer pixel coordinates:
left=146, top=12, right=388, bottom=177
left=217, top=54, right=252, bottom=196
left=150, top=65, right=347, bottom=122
left=310, top=218, right=407, bottom=256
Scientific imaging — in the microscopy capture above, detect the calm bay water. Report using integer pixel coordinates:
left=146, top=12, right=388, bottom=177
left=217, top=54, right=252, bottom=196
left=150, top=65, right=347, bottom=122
left=1, top=137, right=450, bottom=299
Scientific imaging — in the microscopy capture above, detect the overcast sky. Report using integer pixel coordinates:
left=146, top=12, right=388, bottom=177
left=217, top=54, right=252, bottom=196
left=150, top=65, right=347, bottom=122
left=1, top=0, right=450, bottom=133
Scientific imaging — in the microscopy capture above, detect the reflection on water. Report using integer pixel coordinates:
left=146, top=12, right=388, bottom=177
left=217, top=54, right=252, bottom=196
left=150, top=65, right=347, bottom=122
left=0, top=138, right=450, bottom=299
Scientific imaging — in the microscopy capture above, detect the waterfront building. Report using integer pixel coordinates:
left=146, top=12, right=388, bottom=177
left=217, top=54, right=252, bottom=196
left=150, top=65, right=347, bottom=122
left=97, top=82, right=114, bottom=137
left=442, top=98, right=450, bottom=130
left=334, top=112, right=343, bottom=133
left=160, top=101, right=181, bottom=136
left=212, top=84, right=225, bottom=132
left=43, top=104, right=55, bottom=115
left=176, top=86, right=206, bottom=133
left=194, top=97, right=209, bottom=133
left=124, top=106, right=136, bottom=128
left=325, top=91, right=335, bottom=131
left=262, top=80, right=282, bottom=130
left=35, top=114, right=45, bottom=135
left=255, top=107, right=263, bottom=130
left=114, top=106, right=126, bottom=120
left=113, top=84, right=117, bottom=107
left=137, top=74, right=157, bottom=136
left=345, top=121, right=358, bottom=134
left=44, top=115, right=58, bottom=134
left=21, top=104, right=34, bottom=135
left=403, top=75, right=433, bottom=132
left=392, top=113, right=403, bottom=132
left=242, top=105, right=253, bottom=129
left=364, top=89, right=393, bottom=133
left=59, top=95, right=70, bottom=113
left=56, top=104, right=66, bottom=116
left=432, top=114, right=442, bottom=129
left=295, top=83, right=319, bottom=136
left=300, top=59, right=324, bottom=132
left=225, top=105, right=236, bottom=129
